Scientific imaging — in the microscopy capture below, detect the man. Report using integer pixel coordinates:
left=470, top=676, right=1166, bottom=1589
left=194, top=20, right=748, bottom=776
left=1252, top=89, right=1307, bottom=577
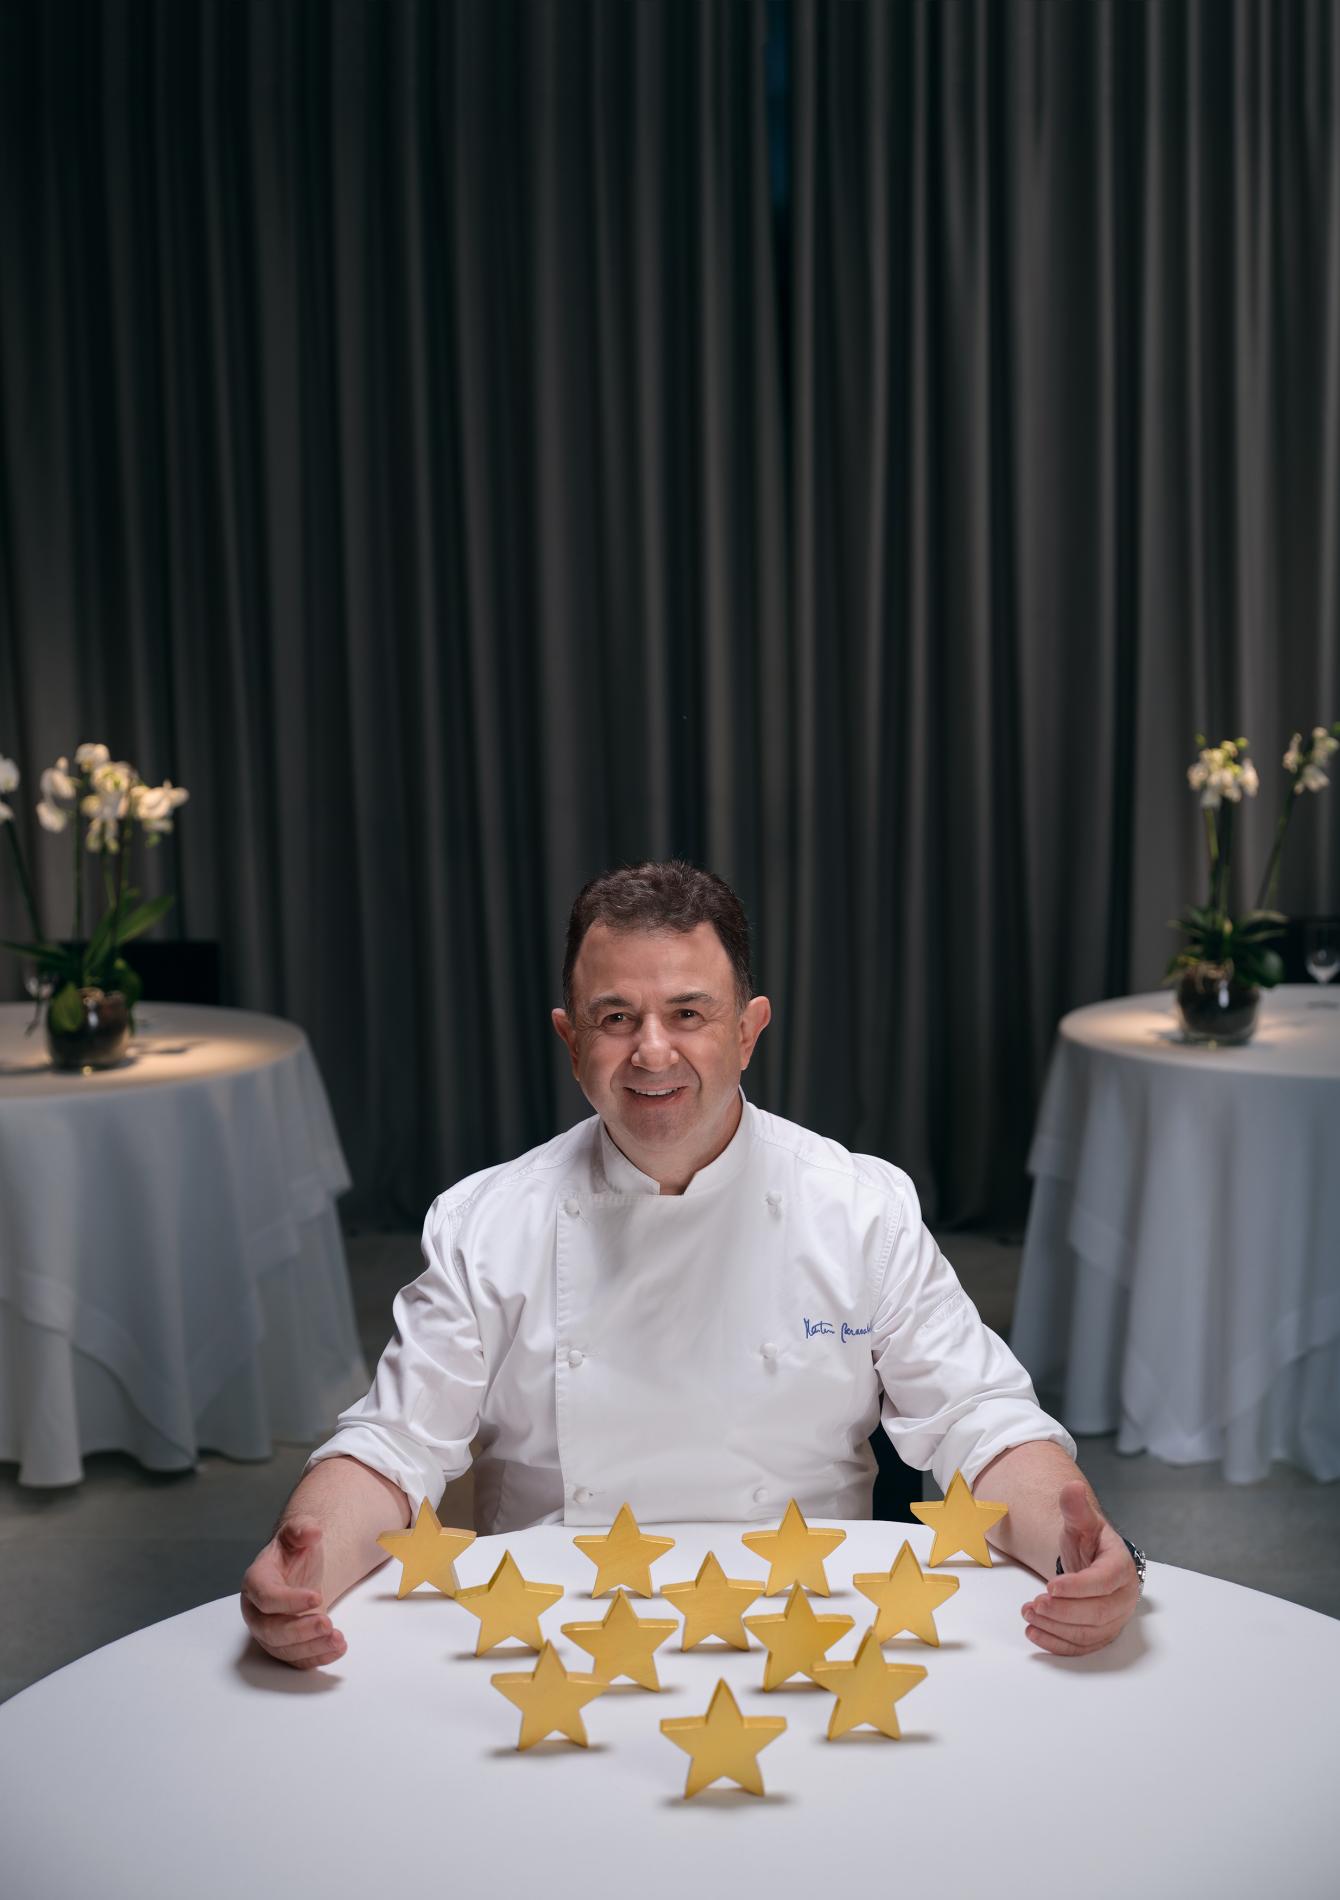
left=242, top=862, right=1141, bottom=1669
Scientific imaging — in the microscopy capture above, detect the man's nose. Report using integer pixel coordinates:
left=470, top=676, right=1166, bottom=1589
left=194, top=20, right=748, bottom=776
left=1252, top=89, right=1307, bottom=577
left=631, top=1015, right=678, bottom=1069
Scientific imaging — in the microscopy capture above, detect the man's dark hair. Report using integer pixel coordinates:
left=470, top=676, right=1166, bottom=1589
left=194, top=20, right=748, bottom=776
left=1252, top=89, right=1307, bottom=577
left=562, top=860, right=755, bottom=1015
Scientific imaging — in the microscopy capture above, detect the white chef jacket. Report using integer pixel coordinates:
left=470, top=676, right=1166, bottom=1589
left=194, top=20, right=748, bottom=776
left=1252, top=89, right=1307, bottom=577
left=309, top=1102, right=1074, bottom=1530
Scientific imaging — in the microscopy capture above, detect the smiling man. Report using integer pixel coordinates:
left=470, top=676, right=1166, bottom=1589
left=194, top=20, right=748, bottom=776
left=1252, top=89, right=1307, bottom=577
left=241, top=861, right=1142, bottom=1670
left=552, top=910, right=771, bottom=1193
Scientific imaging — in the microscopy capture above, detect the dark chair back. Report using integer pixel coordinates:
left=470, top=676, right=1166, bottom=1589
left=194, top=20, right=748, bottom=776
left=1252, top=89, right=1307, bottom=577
left=1280, top=914, right=1340, bottom=983
left=124, top=940, right=222, bottom=1004
left=869, top=1426, right=922, bottom=1522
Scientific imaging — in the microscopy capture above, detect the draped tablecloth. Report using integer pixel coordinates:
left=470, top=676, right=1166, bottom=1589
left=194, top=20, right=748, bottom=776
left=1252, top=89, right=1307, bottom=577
left=0, top=1003, right=369, bottom=1486
left=1011, top=986, right=1340, bottom=1483
left=1, top=1520, right=1336, bottom=1900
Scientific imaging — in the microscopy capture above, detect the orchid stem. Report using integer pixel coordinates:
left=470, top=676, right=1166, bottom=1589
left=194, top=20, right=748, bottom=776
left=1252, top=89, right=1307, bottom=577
left=5, top=822, right=44, bottom=942
left=1212, top=803, right=1234, bottom=920
left=1254, top=793, right=1295, bottom=913
left=73, top=814, right=84, bottom=945
left=111, top=818, right=128, bottom=973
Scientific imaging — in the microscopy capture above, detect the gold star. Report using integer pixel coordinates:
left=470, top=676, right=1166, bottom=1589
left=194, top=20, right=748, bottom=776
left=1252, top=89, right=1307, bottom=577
left=811, top=1628, right=928, bottom=1739
left=740, top=1498, right=847, bottom=1595
left=376, top=1498, right=477, bottom=1598
left=560, top=1589, right=680, bottom=1689
left=491, top=1641, right=609, bottom=1750
left=454, top=1551, right=564, bottom=1654
left=572, top=1502, right=676, bottom=1597
left=660, top=1552, right=762, bottom=1650
left=910, top=1469, right=1008, bottom=1566
left=743, top=1581, right=855, bottom=1689
left=852, top=1539, right=960, bottom=1643
left=661, top=1679, right=787, bottom=1798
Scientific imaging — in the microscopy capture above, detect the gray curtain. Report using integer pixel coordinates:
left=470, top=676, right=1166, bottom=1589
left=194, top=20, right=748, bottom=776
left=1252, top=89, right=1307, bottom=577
left=786, top=0, right=1338, bottom=1208
left=1, top=0, right=1336, bottom=1226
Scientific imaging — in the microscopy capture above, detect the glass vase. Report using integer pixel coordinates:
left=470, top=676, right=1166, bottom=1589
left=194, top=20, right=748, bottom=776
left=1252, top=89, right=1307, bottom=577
left=1174, top=964, right=1260, bottom=1046
left=45, top=988, right=131, bottom=1071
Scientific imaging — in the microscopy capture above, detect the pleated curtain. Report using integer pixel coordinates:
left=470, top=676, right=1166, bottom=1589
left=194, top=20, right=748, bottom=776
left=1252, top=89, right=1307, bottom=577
left=0, top=0, right=1335, bottom=1224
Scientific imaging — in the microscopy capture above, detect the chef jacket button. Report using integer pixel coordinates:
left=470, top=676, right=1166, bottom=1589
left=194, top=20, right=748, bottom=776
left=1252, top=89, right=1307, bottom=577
left=574, top=1486, right=594, bottom=1505
left=563, top=1198, right=581, bottom=1217
left=765, top=1191, right=782, bottom=1212
left=567, top=1347, right=584, bottom=1368
left=760, top=1341, right=778, bottom=1362
left=753, top=1486, right=770, bottom=1504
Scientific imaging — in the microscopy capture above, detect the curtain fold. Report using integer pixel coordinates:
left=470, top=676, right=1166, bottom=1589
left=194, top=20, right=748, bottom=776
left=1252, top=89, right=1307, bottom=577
left=1, top=0, right=1335, bottom=1226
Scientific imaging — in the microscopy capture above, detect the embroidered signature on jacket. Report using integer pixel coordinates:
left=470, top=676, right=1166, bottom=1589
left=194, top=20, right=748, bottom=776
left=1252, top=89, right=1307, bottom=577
left=803, top=1317, right=872, bottom=1342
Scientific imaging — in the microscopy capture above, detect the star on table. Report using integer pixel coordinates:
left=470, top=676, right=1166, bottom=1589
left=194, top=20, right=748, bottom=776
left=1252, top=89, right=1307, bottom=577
left=910, top=1469, right=1008, bottom=1566
left=740, top=1498, right=847, bottom=1595
left=376, top=1498, right=478, bottom=1598
left=454, top=1551, right=564, bottom=1654
left=560, top=1589, right=680, bottom=1689
left=852, top=1539, right=960, bottom=1643
left=660, top=1552, right=762, bottom=1650
left=743, top=1581, right=855, bottom=1689
left=572, top=1502, right=676, bottom=1597
left=811, top=1628, right=928, bottom=1739
left=661, top=1679, right=788, bottom=1798
left=491, top=1641, right=609, bottom=1750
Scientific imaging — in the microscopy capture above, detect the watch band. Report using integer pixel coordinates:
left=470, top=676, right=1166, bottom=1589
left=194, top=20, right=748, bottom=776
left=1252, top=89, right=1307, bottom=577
left=1056, top=1535, right=1146, bottom=1594
left=1121, top=1535, right=1147, bottom=1593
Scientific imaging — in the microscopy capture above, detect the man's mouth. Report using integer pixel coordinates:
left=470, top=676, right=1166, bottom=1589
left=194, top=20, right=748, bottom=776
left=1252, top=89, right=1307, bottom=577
left=626, top=1085, right=685, bottom=1100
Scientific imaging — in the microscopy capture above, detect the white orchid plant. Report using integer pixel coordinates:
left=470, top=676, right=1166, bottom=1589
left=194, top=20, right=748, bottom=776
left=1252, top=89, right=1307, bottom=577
left=1168, top=723, right=1340, bottom=990
left=1, top=741, right=189, bottom=1032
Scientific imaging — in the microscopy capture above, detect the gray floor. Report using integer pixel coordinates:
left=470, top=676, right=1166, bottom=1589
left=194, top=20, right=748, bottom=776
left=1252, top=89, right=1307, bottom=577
left=1, top=1229, right=1337, bottom=1706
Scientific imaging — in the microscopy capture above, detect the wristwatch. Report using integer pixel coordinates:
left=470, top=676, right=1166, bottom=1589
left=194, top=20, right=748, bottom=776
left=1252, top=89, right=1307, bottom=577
left=1057, top=1535, right=1146, bottom=1594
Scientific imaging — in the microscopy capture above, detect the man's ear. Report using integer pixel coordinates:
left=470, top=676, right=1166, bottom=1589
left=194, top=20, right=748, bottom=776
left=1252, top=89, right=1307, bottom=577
left=551, top=1007, right=580, bottom=1077
left=737, top=994, right=771, bottom=1070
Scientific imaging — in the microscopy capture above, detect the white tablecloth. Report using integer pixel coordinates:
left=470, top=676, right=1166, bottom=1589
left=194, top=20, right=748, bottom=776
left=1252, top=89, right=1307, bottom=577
left=0, top=1003, right=369, bottom=1485
left=1012, top=986, right=1340, bottom=1483
left=0, top=1519, right=1335, bottom=1899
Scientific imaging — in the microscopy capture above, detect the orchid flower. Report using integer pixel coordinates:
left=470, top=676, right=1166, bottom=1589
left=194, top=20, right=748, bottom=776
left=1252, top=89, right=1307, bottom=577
left=0, top=754, right=17, bottom=823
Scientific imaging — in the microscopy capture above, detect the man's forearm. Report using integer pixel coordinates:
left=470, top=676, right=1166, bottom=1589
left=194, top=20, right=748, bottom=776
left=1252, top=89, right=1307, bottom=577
left=280, top=1455, right=412, bottom=1606
left=972, top=1440, right=1100, bottom=1578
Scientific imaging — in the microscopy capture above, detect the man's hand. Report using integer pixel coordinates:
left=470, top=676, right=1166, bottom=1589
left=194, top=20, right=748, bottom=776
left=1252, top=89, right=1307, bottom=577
left=240, top=1517, right=347, bottom=1670
left=1020, top=1480, right=1140, bottom=1656
left=237, top=1456, right=411, bottom=1670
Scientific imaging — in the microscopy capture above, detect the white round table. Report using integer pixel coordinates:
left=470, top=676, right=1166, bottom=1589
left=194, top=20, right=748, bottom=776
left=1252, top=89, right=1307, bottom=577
left=0, top=1003, right=369, bottom=1486
left=0, top=1519, right=1334, bottom=1899
left=1011, top=985, right=1340, bottom=1482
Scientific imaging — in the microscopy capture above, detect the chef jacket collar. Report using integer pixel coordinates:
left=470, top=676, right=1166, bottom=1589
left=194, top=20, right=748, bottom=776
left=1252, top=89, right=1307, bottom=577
left=595, top=1092, right=753, bottom=1197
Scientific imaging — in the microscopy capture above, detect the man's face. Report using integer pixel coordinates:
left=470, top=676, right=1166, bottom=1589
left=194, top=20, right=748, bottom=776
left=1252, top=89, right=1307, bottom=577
left=552, top=922, right=771, bottom=1189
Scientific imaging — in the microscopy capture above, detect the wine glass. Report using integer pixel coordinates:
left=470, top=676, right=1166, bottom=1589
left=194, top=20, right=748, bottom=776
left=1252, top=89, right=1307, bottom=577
left=1303, top=919, right=1340, bottom=1005
left=22, top=965, right=56, bottom=1036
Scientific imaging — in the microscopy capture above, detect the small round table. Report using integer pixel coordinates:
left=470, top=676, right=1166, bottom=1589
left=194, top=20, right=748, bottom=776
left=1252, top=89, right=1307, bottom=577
left=0, top=1003, right=369, bottom=1486
left=0, top=1520, right=1334, bottom=1899
left=1011, top=985, right=1340, bottom=1482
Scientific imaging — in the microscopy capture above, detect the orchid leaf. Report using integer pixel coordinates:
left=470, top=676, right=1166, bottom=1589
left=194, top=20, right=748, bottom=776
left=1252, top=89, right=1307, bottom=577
left=108, top=893, right=174, bottom=949
left=109, top=955, right=142, bottom=1013
left=84, top=887, right=142, bottom=971
left=1234, top=910, right=1287, bottom=941
left=0, top=936, right=65, bottom=962
left=2, top=938, right=82, bottom=986
left=49, top=981, right=84, bottom=1034
left=78, top=889, right=173, bottom=981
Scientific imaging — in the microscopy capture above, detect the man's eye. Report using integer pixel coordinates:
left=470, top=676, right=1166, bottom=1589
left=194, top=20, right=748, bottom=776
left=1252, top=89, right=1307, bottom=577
left=600, top=1013, right=630, bottom=1028
left=676, top=1009, right=701, bottom=1021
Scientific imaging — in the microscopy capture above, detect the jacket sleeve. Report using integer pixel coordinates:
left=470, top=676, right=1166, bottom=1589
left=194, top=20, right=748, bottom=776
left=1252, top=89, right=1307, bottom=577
left=304, top=1193, right=486, bottom=1515
left=863, top=1162, right=1075, bottom=1491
